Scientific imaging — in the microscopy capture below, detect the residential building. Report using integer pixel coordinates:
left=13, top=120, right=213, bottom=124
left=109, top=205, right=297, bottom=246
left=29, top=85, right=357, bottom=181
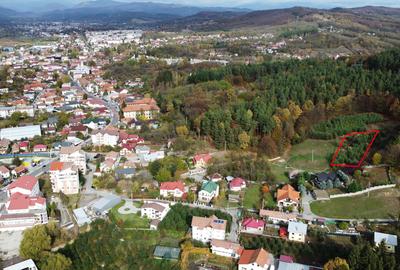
left=123, top=98, right=160, bottom=120
left=141, top=202, right=170, bottom=220
left=0, top=176, right=47, bottom=231
left=8, top=175, right=40, bottom=197
left=238, top=248, right=275, bottom=270
left=191, top=215, right=226, bottom=242
left=89, top=195, right=121, bottom=215
left=198, top=181, right=219, bottom=203
left=91, top=128, right=119, bottom=147
left=160, top=181, right=185, bottom=198
left=288, top=221, right=307, bottom=243
left=0, top=165, right=10, bottom=179
left=49, top=162, right=79, bottom=195
left=32, top=144, right=47, bottom=152
left=276, top=184, right=300, bottom=208
left=259, top=209, right=297, bottom=224
left=211, top=239, right=243, bottom=259
left=59, top=146, right=87, bottom=174
left=374, top=232, right=398, bottom=253
left=193, top=153, right=212, bottom=168
left=229, top=177, right=246, bottom=192
left=0, top=138, right=10, bottom=153
left=241, top=218, right=265, bottom=234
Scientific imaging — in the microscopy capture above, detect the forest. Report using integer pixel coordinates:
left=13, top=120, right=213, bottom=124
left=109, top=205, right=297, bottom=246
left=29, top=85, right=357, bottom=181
left=153, top=48, right=400, bottom=156
left=310, top=113, right=383, bottom=139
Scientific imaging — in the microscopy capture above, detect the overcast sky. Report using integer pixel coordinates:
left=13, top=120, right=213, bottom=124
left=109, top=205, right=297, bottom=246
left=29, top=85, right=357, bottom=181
left=1, top=0, right=399, bottom=11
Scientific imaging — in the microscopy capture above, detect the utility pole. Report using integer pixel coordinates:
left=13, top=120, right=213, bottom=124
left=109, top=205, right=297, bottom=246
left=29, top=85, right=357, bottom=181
left=311, top=149, right=314, bottom=163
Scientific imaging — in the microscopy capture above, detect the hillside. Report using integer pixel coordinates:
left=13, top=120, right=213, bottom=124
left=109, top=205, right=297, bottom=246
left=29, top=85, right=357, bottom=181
left=158, top=6, right=400, bottom=31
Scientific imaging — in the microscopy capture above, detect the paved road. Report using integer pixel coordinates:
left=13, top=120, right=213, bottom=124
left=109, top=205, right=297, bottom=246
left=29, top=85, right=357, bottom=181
left=72, top=79, right=120, bottom=127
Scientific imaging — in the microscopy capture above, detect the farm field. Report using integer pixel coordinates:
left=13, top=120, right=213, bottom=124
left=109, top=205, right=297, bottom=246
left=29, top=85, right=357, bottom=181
left=310, top=188, right=400, bottom=219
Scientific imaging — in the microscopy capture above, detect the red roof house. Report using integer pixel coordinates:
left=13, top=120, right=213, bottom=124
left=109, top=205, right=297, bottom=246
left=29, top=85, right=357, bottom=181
left=160, top=181, right=185, bottom=198
left=193, top=153, right=212, bottom=168
left=238, top=248, right=273, bottom=269
left=33, top=144, right=47, bottom=152
left=229, top=177, right=246, bottom=192
left=241, top=218, right=265, bottom=234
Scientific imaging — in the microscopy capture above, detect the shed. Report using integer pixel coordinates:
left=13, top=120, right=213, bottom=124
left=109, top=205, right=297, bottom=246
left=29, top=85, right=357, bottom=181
left=153, top=246, right=181, bottom=260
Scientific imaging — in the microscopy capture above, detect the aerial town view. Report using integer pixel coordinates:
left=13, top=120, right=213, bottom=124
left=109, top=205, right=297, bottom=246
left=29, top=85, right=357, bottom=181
left=0, top=0, right=399, bottom=269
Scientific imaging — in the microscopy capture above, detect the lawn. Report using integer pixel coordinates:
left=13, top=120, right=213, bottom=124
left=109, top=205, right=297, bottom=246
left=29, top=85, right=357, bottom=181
left=109, top=201, right=150, bottom=228
left=287, top=139, right=336, bottom=172
left=243, top=184, right=261, bottom=209
left=270, top=163, right=289, bottom=183
left=310, top=188, right=400, bottom=219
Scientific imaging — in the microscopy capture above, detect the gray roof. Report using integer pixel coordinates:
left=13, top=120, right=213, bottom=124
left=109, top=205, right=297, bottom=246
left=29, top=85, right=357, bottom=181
left=153, top=246, right=180, bottom=260
left=0, top=125, right=41, bottom=141
left=115, top=168, right=135, bottom=175
left=278, top=261, right=310, bottom=270
left=288, top=221, right=307, bottom=235
left=91, top=195, right=121, bottom=213
left=374, top=232, right=398, bottom=246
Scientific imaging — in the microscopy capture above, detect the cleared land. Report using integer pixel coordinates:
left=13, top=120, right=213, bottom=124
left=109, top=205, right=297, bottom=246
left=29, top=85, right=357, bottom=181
left=287, top=139, right=336, bottom=172
left=310, top=188, right=400, bottom=219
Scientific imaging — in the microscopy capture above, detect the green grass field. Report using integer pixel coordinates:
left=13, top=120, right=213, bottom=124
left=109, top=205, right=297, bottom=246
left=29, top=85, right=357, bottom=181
left=287, top=139, right=336, bottom=172
left=243, top=184, right=261, bottom=209
left=109, top=201, right=150, bottom=228
left=310, top=188, right=400, bottom=219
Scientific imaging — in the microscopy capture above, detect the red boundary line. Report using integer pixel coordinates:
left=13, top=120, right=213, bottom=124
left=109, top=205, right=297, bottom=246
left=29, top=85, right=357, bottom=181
left=330, top=129, right=380, bottom=168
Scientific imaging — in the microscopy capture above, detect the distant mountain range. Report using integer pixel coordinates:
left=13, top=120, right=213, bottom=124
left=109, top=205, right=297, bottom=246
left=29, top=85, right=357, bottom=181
left=0, top=1, right=399, bottom=30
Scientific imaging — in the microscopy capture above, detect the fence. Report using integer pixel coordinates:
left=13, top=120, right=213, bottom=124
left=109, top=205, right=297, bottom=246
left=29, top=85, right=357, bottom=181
left=329, top=184, right=396, bottom=199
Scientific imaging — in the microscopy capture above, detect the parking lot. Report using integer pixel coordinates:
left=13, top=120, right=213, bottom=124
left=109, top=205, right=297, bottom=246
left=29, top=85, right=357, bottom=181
left=0, top=230, right=23, bottom=259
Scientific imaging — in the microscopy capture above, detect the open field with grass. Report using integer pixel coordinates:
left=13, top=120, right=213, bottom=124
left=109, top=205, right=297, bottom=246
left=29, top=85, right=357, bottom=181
left=109, top=201, right=150, bottom=228
left=270, top=163, right=289, bottom=183
left=310, top=188, right=400, bottom=219
left=243, top=184, right=261, bottom=209
left=287, top=139, right=336, bottom=172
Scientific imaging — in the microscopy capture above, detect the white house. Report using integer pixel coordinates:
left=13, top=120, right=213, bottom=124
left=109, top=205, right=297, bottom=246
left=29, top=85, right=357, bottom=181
left=0, top=165, right=10, bottom=179
left=160, top=181, right=185, bottom=198
left=49, top=162, right=80, bottom=195
left=60, top=146, right=87, bottom=174
left=288, top=221, right=307, bottom=243
left=211, top=239, right=243, bottom=259
left=229, top=177, right=246, bottom=192
left=238, top=248, right=275, bottom=270
left=191, top=215, right=226, bottom=243
left=141, top=202, right=170, bottom=220
left=374, top=232, right=398, bottom=253
left=198, top=181, right=219, bottom=203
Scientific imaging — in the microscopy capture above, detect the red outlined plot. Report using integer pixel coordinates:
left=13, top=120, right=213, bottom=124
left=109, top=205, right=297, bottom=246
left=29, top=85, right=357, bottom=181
left=330, top=129, right=380, bottom=168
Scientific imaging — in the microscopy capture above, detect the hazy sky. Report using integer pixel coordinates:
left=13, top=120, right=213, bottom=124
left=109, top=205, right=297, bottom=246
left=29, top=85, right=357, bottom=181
left=0, top=0, right=399, bottom=11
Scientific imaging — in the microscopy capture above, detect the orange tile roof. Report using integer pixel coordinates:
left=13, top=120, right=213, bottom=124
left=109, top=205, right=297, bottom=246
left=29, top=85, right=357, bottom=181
left=50, top=161, right=64, bottom=171
left=276, top=184, right=300, bottom=203
left=238, top=248, right=271, bottom=266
